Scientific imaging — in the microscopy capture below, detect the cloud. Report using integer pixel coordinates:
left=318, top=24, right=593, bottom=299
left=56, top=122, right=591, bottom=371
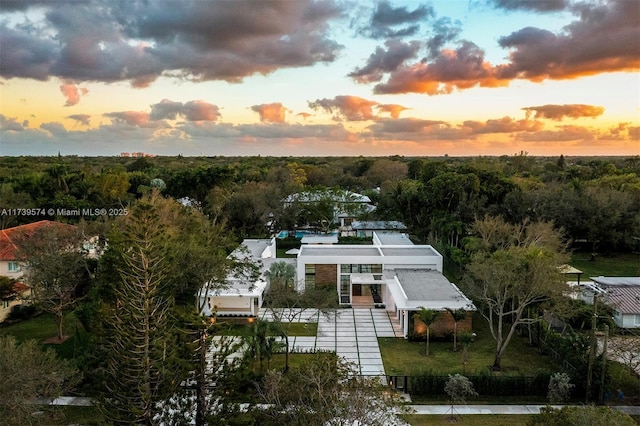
left=376, top=104, right=408, bottom=119
left=425, top=17, right=463, bottom=60
left=251, top=103, right=289, bottom=123
left=463, top=116, right=543, bottom=134
left=183, top=101, right=221, bottom=121
left=522, top=104, right=605, bottom=120
left=358, top=1, right=433, bottom=39
left=497, top=0, right=640, bottom=81
left=308, top=95, right=380, bottom=121
left=370, top=117, right=446, bottom=133
left=367, top=118, right=470, bottom=141
left=104, top=111, right=152, bottom=127
left=349, top=39, right=421, bottom=83
left=0, top=114, right=26, bottom=131
left=353, top=0, right=638, bottom=95
left=59, top=81, right=88, bottom=106
left=0, top=0, right=345, bottom=86
left=150, top=99, right=221, bottom=121
left=516, top=125, right=595, bottom=141
left=488, top=0, right=569, bottom=12
left=40, top=122, right=67, bottom=135
left=67, top=114, right=91, bottom=126
left=373, top=41, right=506, bottom=94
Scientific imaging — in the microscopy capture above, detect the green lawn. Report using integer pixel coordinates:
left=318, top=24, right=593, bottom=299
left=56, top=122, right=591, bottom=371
left=0, top=311, right=89, bottom=360
left=379, top=313, right=558, bottom=376
left=570, top=252, right=640, bottom=277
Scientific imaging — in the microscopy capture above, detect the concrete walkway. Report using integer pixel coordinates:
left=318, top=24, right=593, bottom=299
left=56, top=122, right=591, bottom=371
left=411, top=404, right=640, bottom=415
left=36, top=397, right=640, bottom=417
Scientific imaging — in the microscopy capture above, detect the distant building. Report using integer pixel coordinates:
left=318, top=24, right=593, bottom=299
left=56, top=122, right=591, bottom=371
left=575, top=276, right=640, bottom=328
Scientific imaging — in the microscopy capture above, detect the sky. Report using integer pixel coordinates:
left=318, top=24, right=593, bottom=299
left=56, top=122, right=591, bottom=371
left=0, top=0, right=638, bottom=157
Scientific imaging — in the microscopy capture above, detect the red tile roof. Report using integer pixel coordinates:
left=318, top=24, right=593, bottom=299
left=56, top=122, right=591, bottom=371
left=0, top=220, right=77, bottom=261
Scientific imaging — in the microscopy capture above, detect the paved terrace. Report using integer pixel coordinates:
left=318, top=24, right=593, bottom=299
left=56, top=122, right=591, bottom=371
left=260, top=308, right=403, bottom=376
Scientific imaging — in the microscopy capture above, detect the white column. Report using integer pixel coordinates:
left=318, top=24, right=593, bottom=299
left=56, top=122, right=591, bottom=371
left=403, top=310, right=409, bottom=339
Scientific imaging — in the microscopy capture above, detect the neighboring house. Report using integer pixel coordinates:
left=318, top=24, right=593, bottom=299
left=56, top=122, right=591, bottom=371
left=592, top=277, right=640, bottom=329
left=0, top=220, right=81, bottom=322
left=198, top=238, right=296, bottom=317
left=283, top=189, right=376, bottom=228
left=0, top=280, right=29, bottom=322
left=349, top=221, right=408, bottom=237
left=295, top=231, right=475, bottom=338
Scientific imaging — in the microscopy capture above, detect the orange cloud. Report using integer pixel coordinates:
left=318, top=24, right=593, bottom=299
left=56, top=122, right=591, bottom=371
left=104, top=111, right=151, bottom=127
left=522, top=104, right=605, bottom=120
left=374, top=42, right=508, bottom=95
left=59, top=81, right=88, bottom=106
left=251, top=103, right=288, bottom=123
left=308, top=95, right=380, bottom=121
left=376, top=104, right=408, bottom=118
left=463, top=116, right=543, bottom=134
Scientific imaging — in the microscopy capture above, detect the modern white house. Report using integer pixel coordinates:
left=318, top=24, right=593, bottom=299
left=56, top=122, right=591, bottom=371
left=295, top=231, right=475, bottom=338
left=199, top=231, right=475, bottom=338
left=198, top=238, right=295, bottom=317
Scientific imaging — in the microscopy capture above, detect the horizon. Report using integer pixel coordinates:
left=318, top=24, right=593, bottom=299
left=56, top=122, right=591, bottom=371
left=1, top=0, right=639, bottom=157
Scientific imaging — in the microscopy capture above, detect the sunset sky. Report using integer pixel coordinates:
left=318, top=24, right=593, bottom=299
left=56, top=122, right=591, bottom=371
left=1, top=0, right=638, bottom=157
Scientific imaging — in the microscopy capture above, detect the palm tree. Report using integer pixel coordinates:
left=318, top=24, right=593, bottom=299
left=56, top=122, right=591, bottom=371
left=446, top=308, right=466, bottom=352
left=243, top=319, right=285, bottom=372
left=414, top=307, right=439, bottom=356
left=265, top=261, right=296, bottom=292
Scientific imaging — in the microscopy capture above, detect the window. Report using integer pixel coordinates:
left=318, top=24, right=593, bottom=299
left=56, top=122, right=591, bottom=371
left=8, top=262, right=20, bottom=272
left=635, top=314, right=640, bottom=325
left=2, top=300, right=9, bottom=309
left=340, top=275, right=350, bottom=304
left=305, top=264, right=316, bottom=289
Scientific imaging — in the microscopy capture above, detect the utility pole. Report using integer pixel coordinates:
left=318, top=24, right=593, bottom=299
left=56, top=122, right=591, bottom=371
left=586, top=294, right=598, bottom=403
left=599, top=324, right=609, bottom=404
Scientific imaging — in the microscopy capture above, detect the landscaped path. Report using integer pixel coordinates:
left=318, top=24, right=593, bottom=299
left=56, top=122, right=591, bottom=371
left=260, top=308, right=403, bottom=377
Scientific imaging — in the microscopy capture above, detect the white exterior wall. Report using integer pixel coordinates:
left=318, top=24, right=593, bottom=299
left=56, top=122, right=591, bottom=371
left=615, top=311, right=640, bottom=328
left=0, top=261, right=23, bottom=279
left=296, top=249, right=443, bottom=290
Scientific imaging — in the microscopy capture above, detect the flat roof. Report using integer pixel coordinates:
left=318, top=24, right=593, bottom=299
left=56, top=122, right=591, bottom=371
left=395, top=269, right=456, bottom=300
left=301, top=235, right=338, bottom=244
left=380, top=246, right=438, bottom=257
left=388, top=269, right=475, bottom=310
left=375, top=232, right=413, bottom=246
left=298, top=244, right=441, bottom=259
left=300, top=246, right=381, bottom=257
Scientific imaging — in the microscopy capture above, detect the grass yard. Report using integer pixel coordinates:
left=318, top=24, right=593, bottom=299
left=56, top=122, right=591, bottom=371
left=0, top=311, right=89, bottom=360
left=379, top=313, right=557, bottom=376
left=403, top=414, right=534, bottom=426
left=570, top=252, right=640, bottom=277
